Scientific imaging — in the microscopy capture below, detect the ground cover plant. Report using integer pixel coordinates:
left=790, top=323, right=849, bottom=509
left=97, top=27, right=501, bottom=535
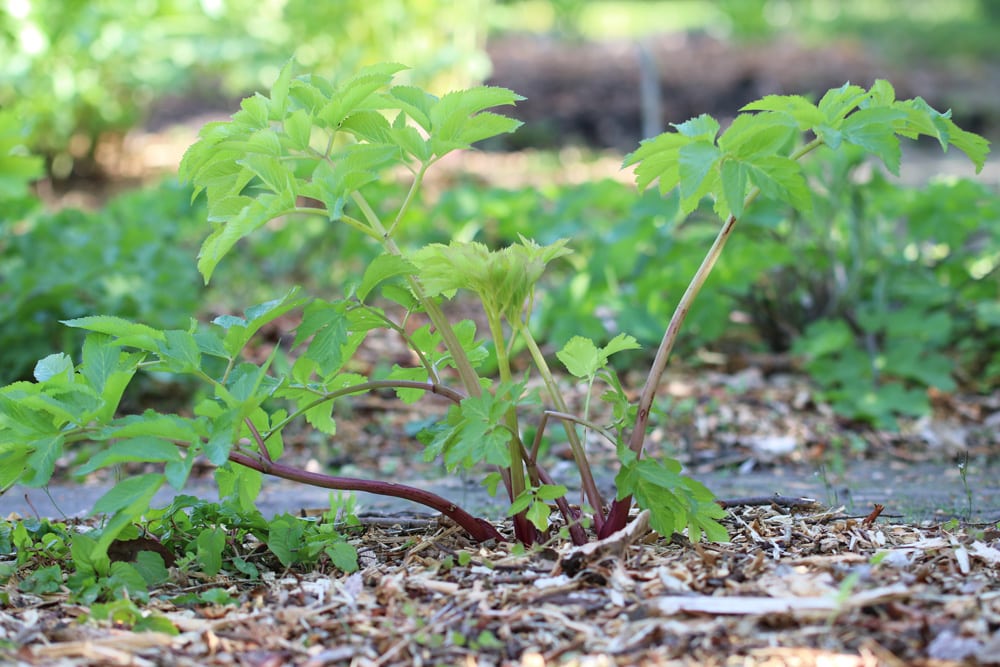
left=0, top=63, right=990, bottom=576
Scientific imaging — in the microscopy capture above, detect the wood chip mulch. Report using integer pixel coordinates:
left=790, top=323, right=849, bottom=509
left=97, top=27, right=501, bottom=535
left=4, top=504, right=999, bottom=666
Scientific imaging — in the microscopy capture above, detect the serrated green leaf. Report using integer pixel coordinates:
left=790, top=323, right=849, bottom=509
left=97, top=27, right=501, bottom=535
left=741, top=94, right=824, bottom=129
left=203, top=409, right=236, bottom=465
left=389, top=85, right=436, bottom=131
left=390, top=124, right=432, bottom=162
left=865, top=79, right=896, bottom=106
left=508, top=489, right=533, bottom=515
left=19, top=435, right=64, bottom=487
left=428, top=86, right=523, bottom=156
left=246, top=128, right=283, bottom=156
left=93, top=473, right=164, bottom=515
left=198, top=188, right=294, bottom=282
left=218, top=288, right=307, bottom=358
left=20, top=386, right=101, bottom=427
left=557, top=336, right=602, bottom=379
left=238, top=154, right=289, bottom=194
left=358, top=254, right=417, bottom=302
left=156, top=330, right=201, bottom=373
left=817, top=82, right=867, bottom=124
left=235, top=94, right=270, bottom=129
left=678, top=141, right=721, bottom=213
left=720, top=159, right=748, bottom=218
left=62, top=316, right=164, bottom=351
left=718, top=113, right=797, bottom=159
left=841, top=107, right=906, bottom=175
left=283, top=109, right=313, bottom=151
left=814, top=124, right=843, bottom=149
left=33, top=353, right=73, bottom=383
left=672, top=114, right=720, bottom=140
left=295, top=300, right=349, bottom=377
left=624, top=132, right=690, bottom=193
left=217, top=464, right=263, bottom=512
left=316, top=63, right=407, bottom=128
left=340, top=110, right=393, bottom=144
left=268, top=60, right=296, bottom=119
left=104, top=412, right=201, bottom=443
left=77, top=437, right=181, bottom=475
left=388, top=365, right=429, bottom=403
left=0, top=450, right=30, bottom=488
left=744, top=155, right=811, bottom=213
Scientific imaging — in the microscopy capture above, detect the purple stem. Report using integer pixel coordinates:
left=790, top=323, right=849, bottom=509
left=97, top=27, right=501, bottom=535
left=227, top=451, right=503, bottom=543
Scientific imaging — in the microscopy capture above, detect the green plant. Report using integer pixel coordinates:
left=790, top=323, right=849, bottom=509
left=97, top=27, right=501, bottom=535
left=1, top=0, right=491, bottom=178
left=0, top=65, right=988, bottom=554
left=0, top=180, right=206, bottom=384
left=0, top=496, right=358, bottom=610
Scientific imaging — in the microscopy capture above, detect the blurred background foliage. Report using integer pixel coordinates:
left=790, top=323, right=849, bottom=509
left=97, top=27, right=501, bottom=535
left=2, top=0, right=998, bottom=177
left=1, top=0, right=998, bottom=426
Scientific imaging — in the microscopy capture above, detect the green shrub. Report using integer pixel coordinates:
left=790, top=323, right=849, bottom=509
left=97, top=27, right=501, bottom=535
left=0, top=181, right=205, bottom=383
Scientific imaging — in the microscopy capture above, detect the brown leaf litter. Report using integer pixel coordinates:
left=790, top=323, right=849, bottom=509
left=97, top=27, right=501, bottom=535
left=4, top=503, right=999, bottom=666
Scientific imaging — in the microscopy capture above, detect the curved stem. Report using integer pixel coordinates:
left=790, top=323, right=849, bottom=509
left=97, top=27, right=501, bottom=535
left=351, top=190, right=483, bottom=397
left=517, top=326, right=606, bottom=532
left=265, top=379, right=465, bottom=440
left=227, top=451, right=502, bottom=542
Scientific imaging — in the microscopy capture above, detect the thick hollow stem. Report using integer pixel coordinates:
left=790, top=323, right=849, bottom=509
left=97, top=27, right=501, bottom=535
left=228, top=451, right=503, bottom=543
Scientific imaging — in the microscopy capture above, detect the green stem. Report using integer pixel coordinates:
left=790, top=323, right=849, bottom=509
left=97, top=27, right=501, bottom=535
left=350, top=190, right=483, bottom=397
left=387, top=163, right=429, bottom=238
left=486, top=310, right=528, bottom=505
left=265, top=379, right=466, bottom=440
left=516, top=324, right=605, bottom=531
left=601, top=137, right=826, bottom=538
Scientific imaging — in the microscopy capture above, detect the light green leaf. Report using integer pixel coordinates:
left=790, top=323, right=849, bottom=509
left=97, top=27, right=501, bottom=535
left=77, top=437, right=181, bottom=475
left=358, top=254, right=417, bottom=302
left=156, top=330, right=202, bottom=373
left=744, top=155, right=811, bottom=213
left=526, top=500, right=551, bottom=531
left=196, top=527, right=225, bottom=576
left=678, top=141, right=721, bottom=213
left=61, top=316, right=165, bottom=351
left=389, top=85, right=436, bottom=131
left=267, top=515, right=305, bottom=567
left=33, top=354, right=73, bottom=383
left=841, top=107, right=906, bottom=175
left=268, top=60, right=296, bottom=119
left=624, top=132, right=690, bottom=193
left=672, top=114, right=720, bottom=140
left=557, top=336, right=602, bottom=379
left=536, top=484, right=568, bottom=501
left=324, top=542, right=359, bottom=573
left=718, top=113, right=796, bottom=159
left=283, top=109, right=313, bottom=151
left=93, top=473, right=165, bottom=515
left=741, top=94, right=824, bottom=129
left=817, top=82, right=867, bottom=124
left=19, top=435, right=64, bottom=487
left=721, top=159, right=748, bottom=218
